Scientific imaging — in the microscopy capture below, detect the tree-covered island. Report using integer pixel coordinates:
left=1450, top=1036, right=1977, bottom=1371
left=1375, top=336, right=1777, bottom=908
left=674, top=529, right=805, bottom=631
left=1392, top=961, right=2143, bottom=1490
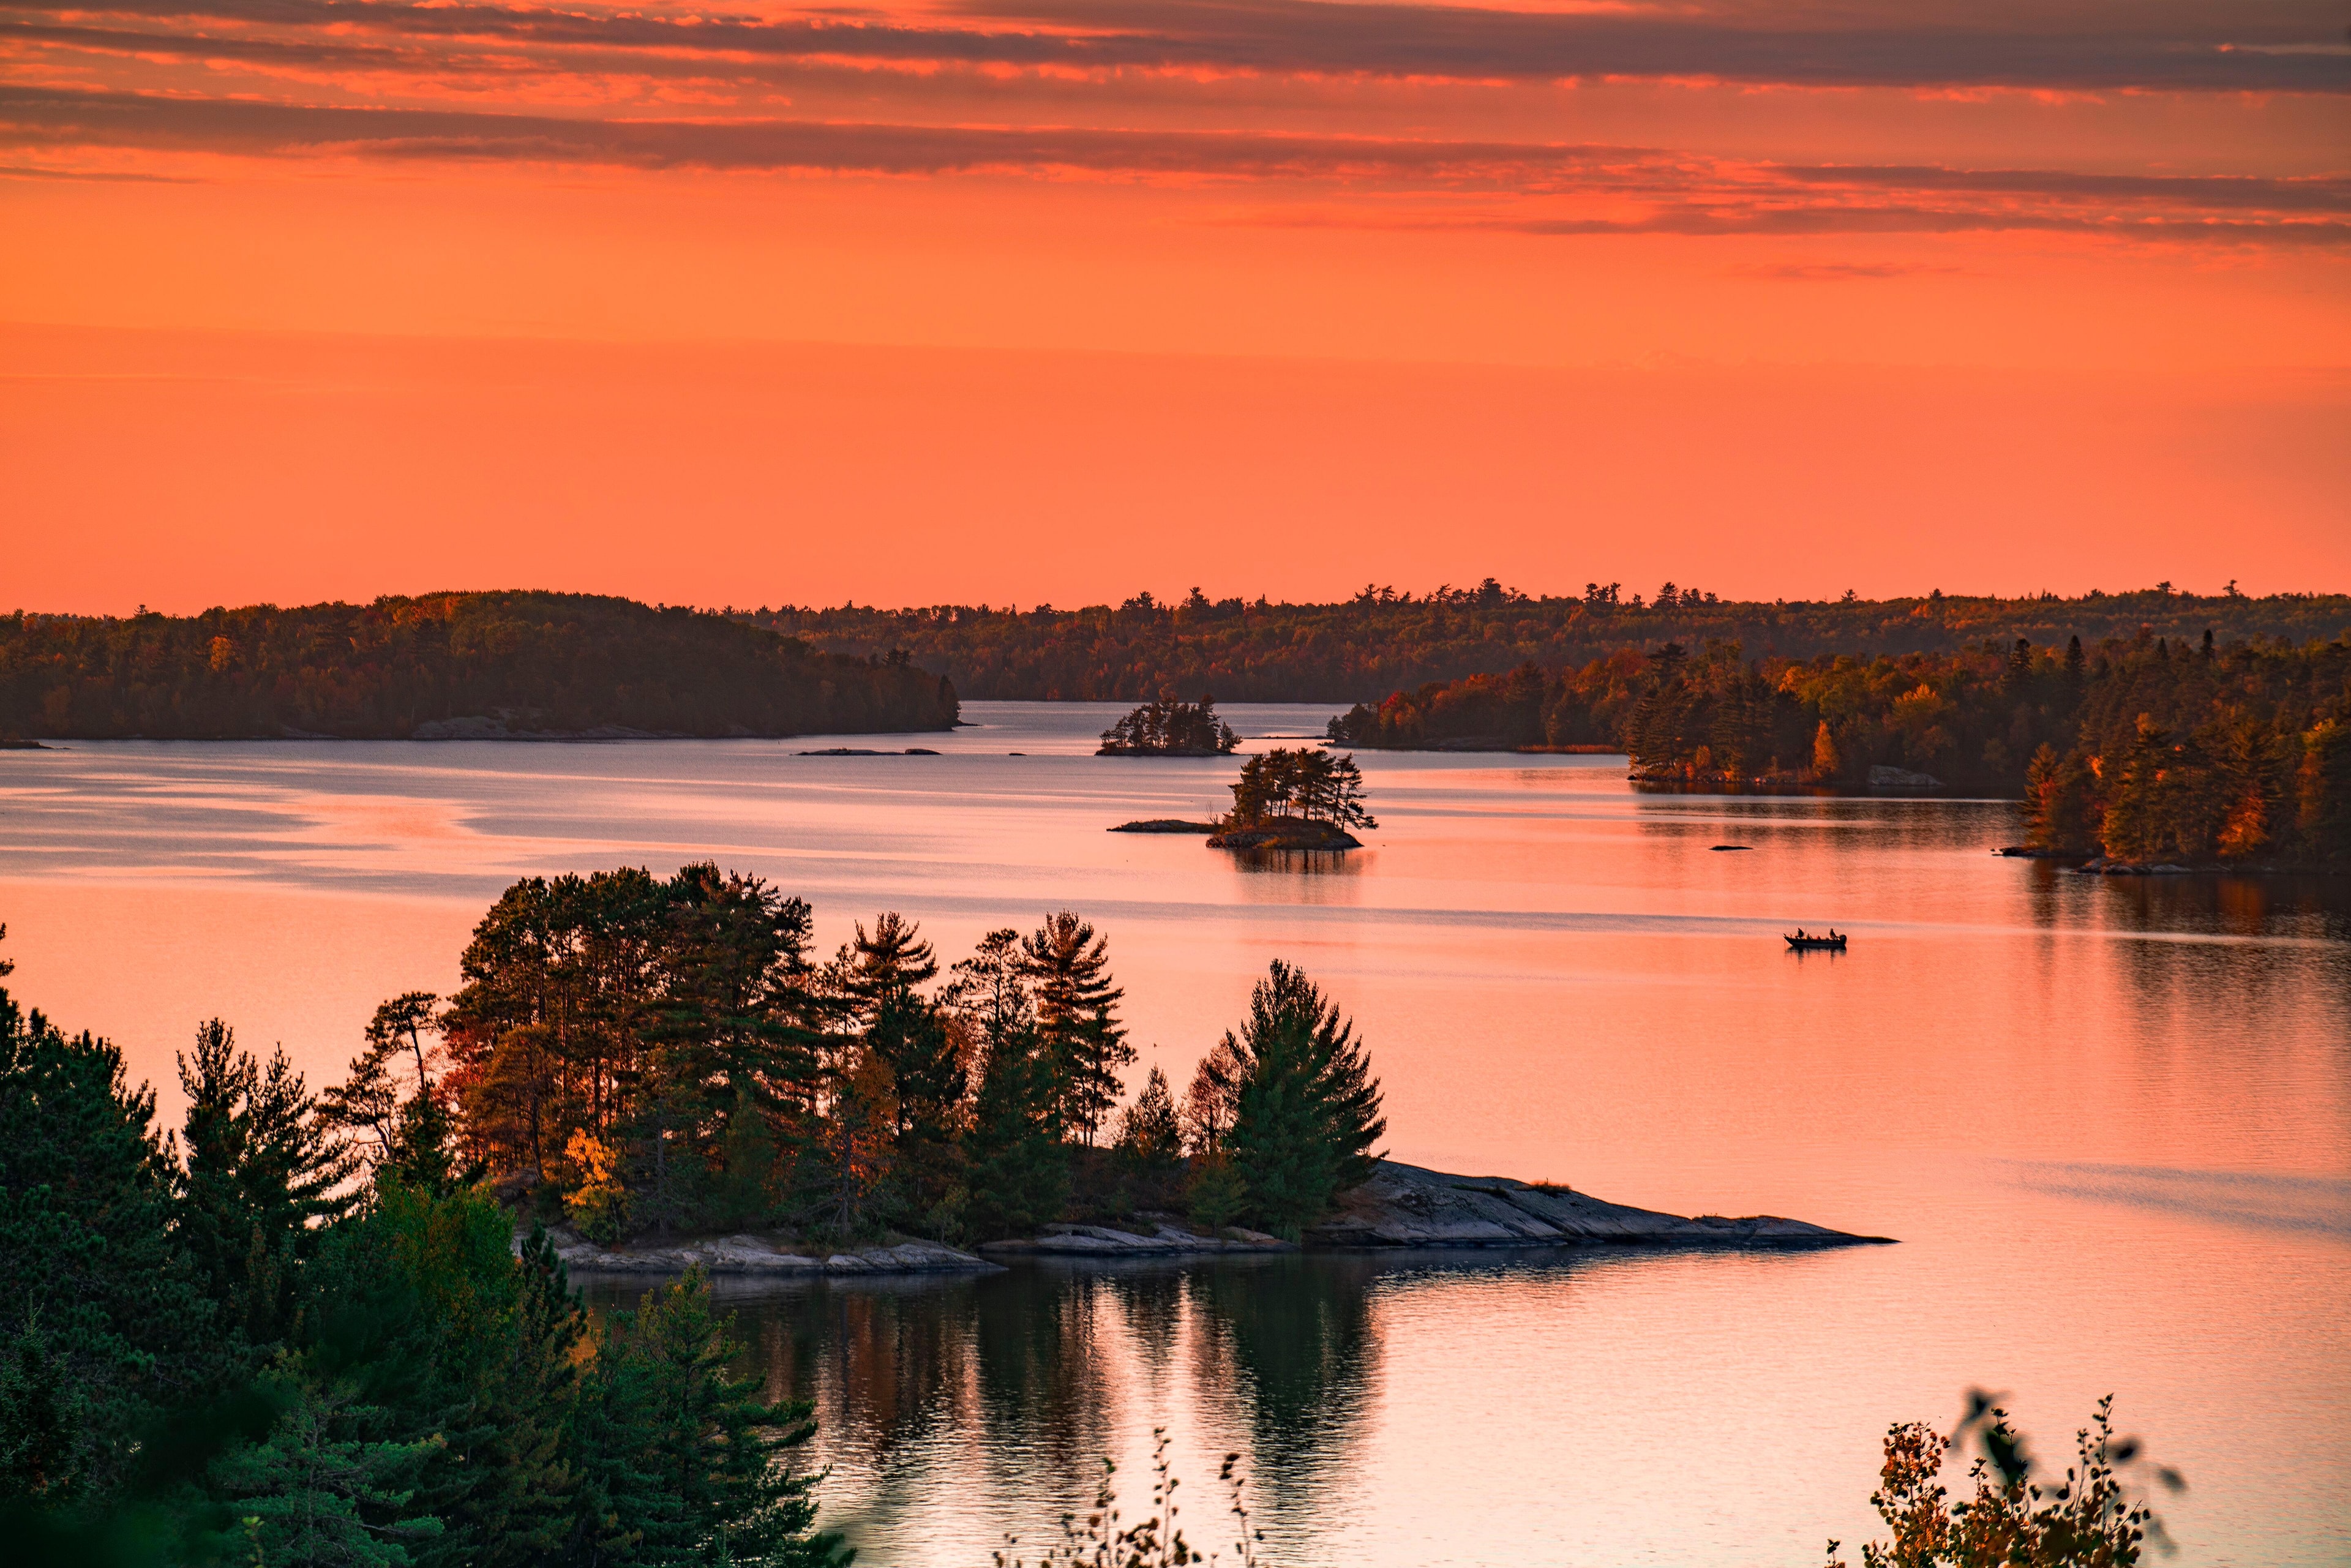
left=1097, top=693, right=1239, bottom=756
left=1111, top=748, right=1376, bottom=849
left=0, top=592, right=958, bottom=741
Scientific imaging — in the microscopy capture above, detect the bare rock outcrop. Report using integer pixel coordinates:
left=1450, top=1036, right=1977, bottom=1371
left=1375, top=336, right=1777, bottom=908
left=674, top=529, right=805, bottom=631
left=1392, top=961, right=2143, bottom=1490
left=538, top=1228, right=1002, bottom=1277
left=979, top=1222, right=1291, bottom=1258
left=1306, top=1161, right=1891, bottom=1250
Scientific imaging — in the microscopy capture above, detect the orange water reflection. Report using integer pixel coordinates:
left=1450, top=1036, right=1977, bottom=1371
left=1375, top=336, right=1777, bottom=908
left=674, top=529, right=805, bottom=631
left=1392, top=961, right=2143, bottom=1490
left=1, top=704, right=2345, bottom=1562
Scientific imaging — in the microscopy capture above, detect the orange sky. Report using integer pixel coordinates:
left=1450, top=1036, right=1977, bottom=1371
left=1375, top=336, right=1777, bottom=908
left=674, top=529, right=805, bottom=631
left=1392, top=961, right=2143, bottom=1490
left=4, top=0, right=2347, bottom=610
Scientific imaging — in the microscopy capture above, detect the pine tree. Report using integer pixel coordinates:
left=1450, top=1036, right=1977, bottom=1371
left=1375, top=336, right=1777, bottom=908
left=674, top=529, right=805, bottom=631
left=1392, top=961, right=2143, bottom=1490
left=1222, top=962, right=1387, bottom=1242
left=1018, top=913, right=1131, bottom=1146
left=868, top=990, right=968, bottom=1229
left=206, top=1370, right=444, bottom=1568
left=176, top=1021, right=351, bottom=1346
left=0, top=971, right=217, bottom=1506
left=843, top=912, right=937, bottom=1019
left=1116, top=1068, right=1183, bottom=1172
left=591, top=1269, right=843, bottom=1567
left=960, top=1018, right=1068, bottom=1242
left=306, top=1179, right=577, bottom=1568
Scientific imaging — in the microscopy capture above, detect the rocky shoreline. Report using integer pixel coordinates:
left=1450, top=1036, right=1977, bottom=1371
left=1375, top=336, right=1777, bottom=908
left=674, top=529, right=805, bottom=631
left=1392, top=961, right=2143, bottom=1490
left=1994, top=846, right=2339, bottom=877
left=536, top=1160, right=1887, bottom=1278
left=1305, top=1161, right=1889, bottom=1249
left=1204, top=822, right=1362, bottom=850
left=1107, top=818, right=1365, bottom=850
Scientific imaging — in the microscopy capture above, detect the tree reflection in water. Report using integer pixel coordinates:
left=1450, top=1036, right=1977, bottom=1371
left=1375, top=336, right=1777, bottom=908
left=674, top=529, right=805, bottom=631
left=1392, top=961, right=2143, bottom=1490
left=578, top=1255, right=1384, bottom=1553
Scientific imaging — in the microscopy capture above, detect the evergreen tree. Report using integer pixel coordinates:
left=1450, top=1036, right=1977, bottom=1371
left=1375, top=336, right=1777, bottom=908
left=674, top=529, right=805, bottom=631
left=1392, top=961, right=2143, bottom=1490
left=591, top=1270, right=843, bottom=1567
left=306, top=1179, right=577, bottom=1568
left=1113, top=1068, right=1184, bottom=1206
left=867, top=990, right=967, bottom=1229
left=0, top=972, right=216, bottom=1506
left=1116, top=1068, right=1183, bottom=1167
left=1221, top=962, right=1386, bottom=1242
left=176, top=1022, right=351, bottom=1345
left=319, top=994, right=441, bottom=1171
left=843, top=912, right=937, bottom=1018
left=960, top=1018, right=1067, bottom=1242
left=206, top=1370, right=443, bottom=1568
left=1017, top=913, right=1131, bottom=1146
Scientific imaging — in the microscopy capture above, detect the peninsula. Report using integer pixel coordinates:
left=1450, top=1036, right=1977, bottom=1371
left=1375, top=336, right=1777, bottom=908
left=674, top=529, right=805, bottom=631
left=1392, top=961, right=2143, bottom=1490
left=539, top=1157, right=1886, bottom=1275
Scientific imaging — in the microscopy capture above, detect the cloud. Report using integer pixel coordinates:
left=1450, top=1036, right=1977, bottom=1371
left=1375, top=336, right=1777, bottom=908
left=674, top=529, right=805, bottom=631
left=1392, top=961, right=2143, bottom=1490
left=4, top=0, right=2346, bottom=92
left=6, top=84, right=2343, bottom=247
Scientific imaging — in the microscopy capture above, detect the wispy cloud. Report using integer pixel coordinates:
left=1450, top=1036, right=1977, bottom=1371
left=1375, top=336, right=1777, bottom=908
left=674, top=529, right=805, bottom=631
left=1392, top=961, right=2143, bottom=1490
left=7, top=0, right=2344, bottom=92
left=2, top=0, right=2344, bottom=249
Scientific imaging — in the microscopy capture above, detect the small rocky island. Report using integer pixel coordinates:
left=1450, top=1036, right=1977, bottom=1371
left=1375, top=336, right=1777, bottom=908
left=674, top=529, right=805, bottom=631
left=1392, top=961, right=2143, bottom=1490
left=537, top=1158, right=1886, bottom=1275
left=1111, top=746, right=1376, bottom=851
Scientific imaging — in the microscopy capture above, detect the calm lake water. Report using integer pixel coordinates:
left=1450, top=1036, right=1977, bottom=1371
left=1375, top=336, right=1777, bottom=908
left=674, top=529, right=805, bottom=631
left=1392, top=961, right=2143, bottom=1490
left=2, top=703, right=2347, bottom=1565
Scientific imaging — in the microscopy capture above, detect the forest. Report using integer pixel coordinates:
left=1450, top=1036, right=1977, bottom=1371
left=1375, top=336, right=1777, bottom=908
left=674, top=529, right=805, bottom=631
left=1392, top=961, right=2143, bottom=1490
left=0, top=871, right=1388, bottom=1564
left=431, top=868, right=1384, bottom=1249
left=1328, top=630, right=2351, bottom=868
left=748, top=585, right=2351, bottom=703
left=0, top=593, right=959, bottom=740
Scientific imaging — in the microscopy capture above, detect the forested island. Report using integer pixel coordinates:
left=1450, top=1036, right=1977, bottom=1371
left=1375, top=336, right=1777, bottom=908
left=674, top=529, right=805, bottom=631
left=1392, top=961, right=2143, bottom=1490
left=1097, top=693, right=1238, bottom=755
left=1330, top=631, right=2351, bottom=869
left=0, top=593, right=958, bottom=741
left=746, top=583, right=2351, bottom=703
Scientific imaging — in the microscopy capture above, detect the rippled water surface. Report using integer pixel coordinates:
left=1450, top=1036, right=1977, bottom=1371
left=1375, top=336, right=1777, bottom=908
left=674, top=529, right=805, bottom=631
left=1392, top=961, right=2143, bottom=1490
left=2, top=704, right=2347, bottom=1564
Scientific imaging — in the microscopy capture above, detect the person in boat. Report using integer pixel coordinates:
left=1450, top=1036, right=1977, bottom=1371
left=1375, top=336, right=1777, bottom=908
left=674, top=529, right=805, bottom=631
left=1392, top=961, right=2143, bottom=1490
left=1794, top=928, right=1807, bottom=939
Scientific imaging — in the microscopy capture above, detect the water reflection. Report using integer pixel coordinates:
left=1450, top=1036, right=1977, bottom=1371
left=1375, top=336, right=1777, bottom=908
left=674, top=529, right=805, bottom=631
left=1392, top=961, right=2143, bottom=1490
left=7, top=707, right=2350, bottom=1564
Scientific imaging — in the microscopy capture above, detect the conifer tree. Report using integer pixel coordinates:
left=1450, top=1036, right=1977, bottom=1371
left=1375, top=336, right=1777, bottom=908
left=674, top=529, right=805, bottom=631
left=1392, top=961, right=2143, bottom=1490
left=1222, top=962, right=1386, bottom=1241
left=0, top=967, right=216, bottom=1506
left=844, top=912, right=937, bottom=1016
left=960, top=1018, right=1067, bottom=1242
left=1017, top=913, right=1131, bottom=1145
left=868, top=989, right=968, bottom=1228
left=591, top=1269, right=842, bottom=1568
left=1114, top=1067, right=1185, bottom=1204
left=206, top=1370, right=444, bottom=1568
left=176, top=1021, right=351, bottom=1345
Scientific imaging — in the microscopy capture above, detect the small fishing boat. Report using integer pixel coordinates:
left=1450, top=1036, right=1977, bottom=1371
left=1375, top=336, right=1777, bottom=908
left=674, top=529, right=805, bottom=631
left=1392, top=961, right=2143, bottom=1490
left=1785, top=932, right=1848, bottom=951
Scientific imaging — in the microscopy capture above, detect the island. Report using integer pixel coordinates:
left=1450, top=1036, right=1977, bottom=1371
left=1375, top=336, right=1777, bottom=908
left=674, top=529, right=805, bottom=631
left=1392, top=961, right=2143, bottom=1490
left=1109, top=746, right=1376, bottom=850
left=1097, top=693, right=1240, bottom=755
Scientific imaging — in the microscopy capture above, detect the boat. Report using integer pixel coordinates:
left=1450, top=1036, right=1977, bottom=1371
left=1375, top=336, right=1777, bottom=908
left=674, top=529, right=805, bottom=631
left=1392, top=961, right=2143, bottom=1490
left=1785, top=932, right=1848, bottom=951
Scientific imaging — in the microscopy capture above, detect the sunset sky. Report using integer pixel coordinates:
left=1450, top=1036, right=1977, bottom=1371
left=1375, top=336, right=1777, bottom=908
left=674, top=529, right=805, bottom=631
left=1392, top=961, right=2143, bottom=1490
left=5, top=0, right=2347, bottom=610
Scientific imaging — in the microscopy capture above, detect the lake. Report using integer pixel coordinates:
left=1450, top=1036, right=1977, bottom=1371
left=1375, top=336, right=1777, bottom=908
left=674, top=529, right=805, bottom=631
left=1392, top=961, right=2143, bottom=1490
left=1, top=702, right=2345, bottom=1564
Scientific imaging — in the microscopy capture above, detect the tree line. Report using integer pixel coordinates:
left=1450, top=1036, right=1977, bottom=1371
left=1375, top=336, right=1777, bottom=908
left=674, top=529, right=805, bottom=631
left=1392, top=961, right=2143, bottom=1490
left=745, top=585, right=2351, bottom=703
left=415, top=867, right=1385, bottom=1248
left=1225, top=750, right=1374, bottom=831
left=0, top=929, right=842, bottom=1567
left=1329, top=631, right=2351, bottom=867
left=0, top=593, right=958, bottom=741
